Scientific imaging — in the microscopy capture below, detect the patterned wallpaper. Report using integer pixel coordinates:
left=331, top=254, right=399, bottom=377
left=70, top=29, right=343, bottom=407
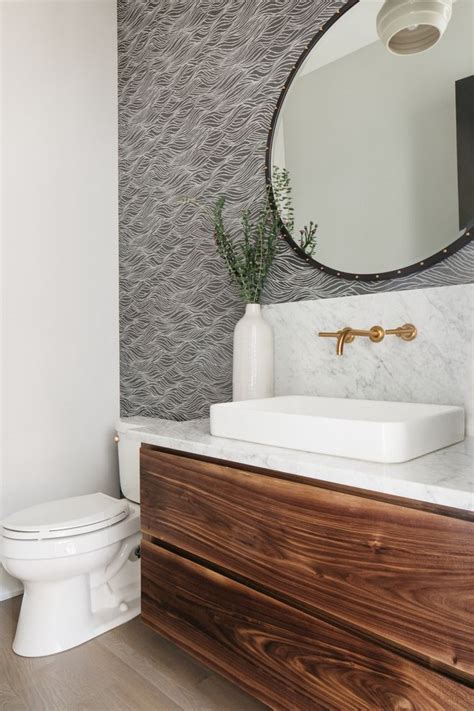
left=118, top=0, right=474, bottom=419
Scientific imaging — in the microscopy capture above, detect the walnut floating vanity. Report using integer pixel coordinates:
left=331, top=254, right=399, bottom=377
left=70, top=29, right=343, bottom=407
left=126, top=418, right=474, bottom=710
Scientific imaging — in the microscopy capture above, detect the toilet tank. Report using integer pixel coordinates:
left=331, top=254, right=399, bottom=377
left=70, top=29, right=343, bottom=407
left=115, top=423, right=141, bottom=504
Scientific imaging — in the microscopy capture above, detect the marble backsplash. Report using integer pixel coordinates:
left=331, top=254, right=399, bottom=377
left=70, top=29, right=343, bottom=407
left=263, top=284, right=474, bottom=435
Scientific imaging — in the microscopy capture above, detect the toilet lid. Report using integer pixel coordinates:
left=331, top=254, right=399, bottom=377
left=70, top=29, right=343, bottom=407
left=2, top=493, right=129, bottom=540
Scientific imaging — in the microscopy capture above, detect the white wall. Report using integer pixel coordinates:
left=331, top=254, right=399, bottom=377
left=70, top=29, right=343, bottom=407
left=0, top=0, right=119, bottom=599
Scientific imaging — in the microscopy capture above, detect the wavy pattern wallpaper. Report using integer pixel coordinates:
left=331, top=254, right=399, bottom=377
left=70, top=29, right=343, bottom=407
left=118, top=0, right=474, bottom=419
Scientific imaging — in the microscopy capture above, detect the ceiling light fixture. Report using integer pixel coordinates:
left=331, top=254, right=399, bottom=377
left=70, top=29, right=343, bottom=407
left=376, top=0, right=455, bottom=55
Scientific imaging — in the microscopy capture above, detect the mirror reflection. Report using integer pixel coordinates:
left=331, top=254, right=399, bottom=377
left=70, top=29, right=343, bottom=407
left=270, top=0, right=473, bottom=278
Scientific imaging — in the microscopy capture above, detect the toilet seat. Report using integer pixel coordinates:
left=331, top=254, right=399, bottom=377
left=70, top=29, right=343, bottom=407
left=2, top=493, right=129, bottom=541
left=1, top=500, right=140, bottom=561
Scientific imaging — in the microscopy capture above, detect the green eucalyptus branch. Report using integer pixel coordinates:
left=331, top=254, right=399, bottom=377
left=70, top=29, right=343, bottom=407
left=271, top=165, right=319, bottom=257
left=299, top=221, right=318, bottom=256
left=211, top=192, right=279, bottom=304
left=271, top=165, right=294, bottom=233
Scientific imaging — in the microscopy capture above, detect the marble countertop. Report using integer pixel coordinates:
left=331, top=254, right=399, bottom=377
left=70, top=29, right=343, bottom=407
left=118, top=416, right=474, bottom=513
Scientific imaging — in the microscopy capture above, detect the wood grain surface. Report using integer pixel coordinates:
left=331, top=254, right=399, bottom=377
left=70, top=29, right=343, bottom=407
left=141, top=447, right=474, bottom=681
left=142, top=541, right=474, bottom=711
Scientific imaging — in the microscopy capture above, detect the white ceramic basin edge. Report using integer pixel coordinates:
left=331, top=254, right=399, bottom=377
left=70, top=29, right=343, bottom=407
left=210, top=396, right=465, bottom=463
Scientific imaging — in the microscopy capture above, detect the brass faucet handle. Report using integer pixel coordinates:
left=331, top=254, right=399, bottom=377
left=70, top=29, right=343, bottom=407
left=336, top=326, right=385, bottom=342
left=318, top=328, right=356, bottom=344
left=385, top=323, right=417, bottom=341
left=368, top=325, right=384, bottom=343
left=318, top=330, right=342, bottom=338
left=318, top=326, right=383, bottom=355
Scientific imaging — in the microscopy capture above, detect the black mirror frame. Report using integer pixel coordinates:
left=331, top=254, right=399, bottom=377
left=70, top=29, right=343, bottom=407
left=265, top=0, right=473, bottom=282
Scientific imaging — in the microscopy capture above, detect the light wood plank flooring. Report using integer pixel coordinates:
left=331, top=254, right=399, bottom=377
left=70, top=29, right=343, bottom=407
left=0, top=596, right=267, bottom=711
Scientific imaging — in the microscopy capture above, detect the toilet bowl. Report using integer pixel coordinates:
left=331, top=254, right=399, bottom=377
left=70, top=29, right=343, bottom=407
left=1, top=492, right=141, bottom=657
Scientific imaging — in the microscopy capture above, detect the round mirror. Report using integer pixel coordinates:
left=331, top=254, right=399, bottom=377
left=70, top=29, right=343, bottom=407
left=267, top=0, right=474, bottom=281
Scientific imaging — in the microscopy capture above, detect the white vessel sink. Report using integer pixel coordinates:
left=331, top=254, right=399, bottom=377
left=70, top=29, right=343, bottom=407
left=210, top=396, right=465, bottom=463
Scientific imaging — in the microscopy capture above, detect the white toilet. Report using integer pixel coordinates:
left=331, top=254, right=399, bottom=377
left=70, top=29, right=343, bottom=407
left=1, top=428, right=141, bottom=657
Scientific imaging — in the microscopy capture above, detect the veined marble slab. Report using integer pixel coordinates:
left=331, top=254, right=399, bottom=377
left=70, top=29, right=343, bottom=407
left=118, top=416, right=473, bottom=513
left=263, top=283, right=474, bottom=436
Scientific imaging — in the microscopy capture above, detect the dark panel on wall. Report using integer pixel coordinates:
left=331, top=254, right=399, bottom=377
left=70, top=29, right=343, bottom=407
left=456, top=75, right=474, bottom=231
left=118, top=0, right=474, bottom=419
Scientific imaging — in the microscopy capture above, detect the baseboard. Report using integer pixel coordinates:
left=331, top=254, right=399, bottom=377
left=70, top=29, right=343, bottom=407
left=0, top=563, right=22, bottom=601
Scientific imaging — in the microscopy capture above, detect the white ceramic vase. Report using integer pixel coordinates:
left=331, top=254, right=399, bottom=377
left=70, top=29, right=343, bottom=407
left=232, top=304, right=274, bottom=401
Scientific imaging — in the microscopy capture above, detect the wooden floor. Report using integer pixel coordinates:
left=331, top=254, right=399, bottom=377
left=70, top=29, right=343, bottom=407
left=0, top=596, right=267, bottom=711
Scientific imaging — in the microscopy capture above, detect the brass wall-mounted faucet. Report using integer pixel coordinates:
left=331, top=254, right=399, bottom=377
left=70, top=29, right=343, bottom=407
left=318, top=323, right=417, bottom=356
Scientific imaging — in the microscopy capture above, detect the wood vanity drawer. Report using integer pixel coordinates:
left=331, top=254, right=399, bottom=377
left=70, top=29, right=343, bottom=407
left=141, top=541, right=474, bottom=711
left=141, top=447, right=474, bottom=680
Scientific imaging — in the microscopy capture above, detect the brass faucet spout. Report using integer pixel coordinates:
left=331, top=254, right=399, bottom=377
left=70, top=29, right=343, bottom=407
left=336, top=328, right=354, bottom=356
left=318, top=325, right=385, bottom=355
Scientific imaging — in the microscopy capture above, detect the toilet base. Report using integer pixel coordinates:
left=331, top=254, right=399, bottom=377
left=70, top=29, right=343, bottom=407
left=12, top=558, right=140, bottom=657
